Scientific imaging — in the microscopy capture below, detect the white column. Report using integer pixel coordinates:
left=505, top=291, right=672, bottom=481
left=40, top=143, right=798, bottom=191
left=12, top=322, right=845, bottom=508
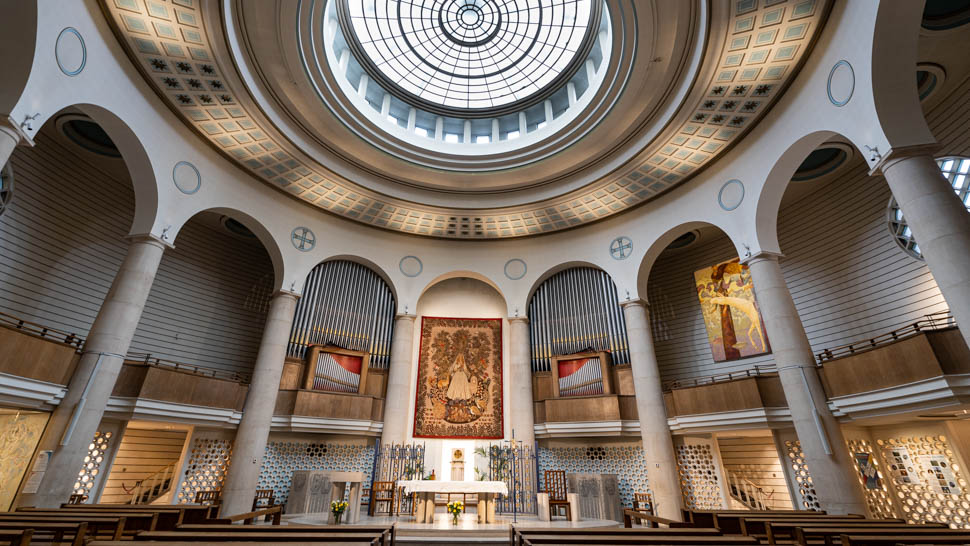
left=0, top=122, right=23, bottom=169
left=881, top=151, right=970, bottom=350
left=745, top=253, right=866, bottom=514
left=621, top=300, right=683, bottom=521
left=20, top=235, right=169, bottom=508
left=220, top=291, right=299, bottom=517
left=508, top=317, right=534, bottom=447
left=382, top=314, right=416, bottom=446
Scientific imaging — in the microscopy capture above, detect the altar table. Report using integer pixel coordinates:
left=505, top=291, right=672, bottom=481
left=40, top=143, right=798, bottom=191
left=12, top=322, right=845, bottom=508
left=398, top=480, right=508, bottom=523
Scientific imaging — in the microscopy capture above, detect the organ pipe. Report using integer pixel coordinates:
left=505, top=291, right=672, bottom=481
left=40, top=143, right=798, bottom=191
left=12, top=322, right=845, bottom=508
left=287, top=260, right=396, bottom=368
left=527, top=267, right=630, bottom=372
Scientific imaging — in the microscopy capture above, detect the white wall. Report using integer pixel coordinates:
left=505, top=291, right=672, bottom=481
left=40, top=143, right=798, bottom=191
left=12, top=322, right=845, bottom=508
left=0, top=128, right=274, bottom=374
left=647, top=73, right=970, bottom=384
left=407, top=277, right=510, bottom=478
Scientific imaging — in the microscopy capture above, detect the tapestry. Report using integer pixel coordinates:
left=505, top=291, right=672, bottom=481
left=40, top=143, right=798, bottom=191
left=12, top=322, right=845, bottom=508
left=0, top=410, right=49, bottom=510
left=693, top=258, right=771, bottom=362
left=413, top=317, right=503, bottom=439
left=854, top=452, right=881, bottom=490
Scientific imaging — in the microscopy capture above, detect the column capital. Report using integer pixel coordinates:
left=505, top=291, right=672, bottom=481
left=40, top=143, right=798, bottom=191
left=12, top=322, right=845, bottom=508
left=508, top=316, right=529, bottom=324
left=126, top=233, right=175, bottom=251
left=620, top=298, right=648, bottom=310
left=395, top=313, right=416, bottom=322
left=271, top=289, right=301, bottom=301
left=1, top=114, right=36, bottom=148
left=740, top=250, right=784, bottom=266
left=869, top=142, right=941, bottom=176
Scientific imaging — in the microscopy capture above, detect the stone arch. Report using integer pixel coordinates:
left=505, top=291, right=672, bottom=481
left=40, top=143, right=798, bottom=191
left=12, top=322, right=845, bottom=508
left=314, top=254, right=399, bottom=304
left=525, top=260, right=616, bottom=310
left=418, top=270, right=508, bottom=311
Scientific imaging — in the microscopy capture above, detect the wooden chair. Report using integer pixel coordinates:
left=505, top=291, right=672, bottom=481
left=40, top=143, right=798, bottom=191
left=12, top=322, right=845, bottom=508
left=369, top=481, right=395, bottom=517
left=543, top=470, right=570, bottom=521
left=67, top=494, right=88, bottom=505
left=633, top=492, right=654, bottom=515
left=194, top=490, right=221, bottom=506
left=251, top=489, right=277, bottom=521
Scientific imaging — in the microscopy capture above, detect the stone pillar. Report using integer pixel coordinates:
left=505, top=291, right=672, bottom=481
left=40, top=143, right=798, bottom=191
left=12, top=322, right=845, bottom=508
left=19, top=235, right=169, bottom=508
left=0, top=123, right=19, bottom=168
left=220, top=291, right=299, bottom=517
left=881, top=151, right=970, bottom=350
left=745, top=253, right=866, bottom=514
left=381, top=314, right=416, bottom=446
left=621, top=300, right=683, bottom=521
left=508, top=317, right=535, bottom=448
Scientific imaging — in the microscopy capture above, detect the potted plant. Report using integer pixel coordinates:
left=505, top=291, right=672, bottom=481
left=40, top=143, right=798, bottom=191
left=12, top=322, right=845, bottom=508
left=330, top=500, right=348, bottom=524
left=446, top=500, right=464, bottom=525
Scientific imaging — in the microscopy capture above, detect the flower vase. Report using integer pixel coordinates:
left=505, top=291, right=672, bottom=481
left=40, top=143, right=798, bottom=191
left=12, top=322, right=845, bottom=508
left=452, top=513, right=459, bottom=525
left=334, top=512, right=342, bottom=525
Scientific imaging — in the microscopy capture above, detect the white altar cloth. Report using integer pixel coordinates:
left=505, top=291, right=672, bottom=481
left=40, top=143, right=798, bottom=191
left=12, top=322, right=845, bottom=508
left=397, top=480, right=507, bottom=523
left=397, top=480, right=508, bottom=495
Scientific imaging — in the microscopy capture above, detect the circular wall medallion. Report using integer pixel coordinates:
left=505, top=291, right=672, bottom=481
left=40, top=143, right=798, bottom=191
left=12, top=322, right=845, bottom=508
left=172, top=161, right=201, bottom=194
left=399, top=255, right=423, bottom=277
left=609, top=236, right=632, bottom=260
left=56, top=27, right=86, bottom=76
left=826, top=60, right=854, bottom=107
left=504, top=258, right=527, bottom=280
left=291, top=227, right=316, bottom=251
left=718, top=179, right=745, bottom=211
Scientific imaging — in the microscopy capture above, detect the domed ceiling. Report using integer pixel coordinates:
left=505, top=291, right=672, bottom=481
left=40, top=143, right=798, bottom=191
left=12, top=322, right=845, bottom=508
left=101, top=0, right=831, bottom=238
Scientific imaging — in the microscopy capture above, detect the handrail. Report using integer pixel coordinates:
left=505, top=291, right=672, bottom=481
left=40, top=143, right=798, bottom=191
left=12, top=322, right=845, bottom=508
left=0, top=310, right=84, bottom=349
left=129, top=462, right=176, bottom=505
left=126, top=352, right=252, bottom=384
left=663, top=365, right=773, bottom=392
left=727, top=470, right=770, bottom=511
left=816, top=311, right=954, bottom=363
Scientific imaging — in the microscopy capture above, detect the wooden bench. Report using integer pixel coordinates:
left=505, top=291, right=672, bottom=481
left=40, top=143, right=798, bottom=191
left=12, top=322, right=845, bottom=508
left=788, top=522, right=949, bottom=545
left=20, top=507, right=177, bottom=530
left=54, top=504, right=214, bottom=525
left=175, top=524, right=394, bottom=546
left=209, top=506, right=283, bottom=526
left=840, top=530, right=970, bottom=546
left=519, top=535, right=760, bottom=545
left=3, top=510, right=161, bottom=533
left=94, top=542, right=377, bottom=546
left=513, top=526, right=722, bottom=546
left=0, top=522, right=83, bottom=546
left=623, top=510, right=696, bottom=529
left=685, top=510, right=819, bottom=528
left=0, top=515, right=130, bottom=540
left=131, top=531, right=386, bottom=544
left=728, top=515, right=869, bottom=536
left=0, top=529, right=32, bottom=546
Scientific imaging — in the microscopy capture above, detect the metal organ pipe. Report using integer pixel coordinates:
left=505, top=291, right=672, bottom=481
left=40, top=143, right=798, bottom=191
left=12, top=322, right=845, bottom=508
left=286, top=260, right=396, bottom=368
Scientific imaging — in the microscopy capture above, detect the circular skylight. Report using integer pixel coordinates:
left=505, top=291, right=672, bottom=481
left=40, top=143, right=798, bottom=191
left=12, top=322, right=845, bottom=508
left=339, top=0, right=599, bottom=115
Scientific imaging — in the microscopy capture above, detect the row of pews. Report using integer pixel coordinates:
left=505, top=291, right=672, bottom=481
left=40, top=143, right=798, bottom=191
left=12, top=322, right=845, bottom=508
left=0, top=504, right=395, bottom=546
left=513, top=508, right=970, bottom=546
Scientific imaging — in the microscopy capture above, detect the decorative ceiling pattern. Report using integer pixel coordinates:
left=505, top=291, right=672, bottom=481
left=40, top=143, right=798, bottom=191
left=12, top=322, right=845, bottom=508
left=101, top=0, right=830, bottom=239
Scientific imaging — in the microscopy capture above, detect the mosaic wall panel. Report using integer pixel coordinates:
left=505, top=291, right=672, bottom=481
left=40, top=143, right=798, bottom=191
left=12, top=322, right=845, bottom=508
left=845, top=438, right=898, bottom=519
left=538, top=445, right=648, bottom=508
left=73, top=431, right=112, bottom=499
left=874, top=434, right=970, bottom=528
left=784, top=440, right=821, bottom=511
left=177, top=437, right=232, bottom=504
left=257, top=442, right=374, bottom=506
left=676, top=443, right=723, bottom=509
left=0, top=411, right=49, bottom=510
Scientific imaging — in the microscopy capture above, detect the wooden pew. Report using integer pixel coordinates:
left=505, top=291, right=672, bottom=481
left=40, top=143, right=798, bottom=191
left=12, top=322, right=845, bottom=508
left=726, top=515, right=869, bottom=536
left=623, top=510, right=698, bottom=528
left=686, top=510, right=819, bottom=528
left=0, top=529, right=32, bottom=546
left=788, top=522, right=949, bottom=545
left=175, top=524, right=395, bottom=546
left=131, top=531, right=386, bottom=543
left=513, top=526, right=722, bottom=546
left=55, top=504, right=214, bottom=525
left=3, top=510, right=160, bottom=533
left=0, top=514, right=129, bottom=540
left=519, top=535, right=760, bottom=545
left=0, top=522, right=83, bottom=546
left=93, top=542, right=378, bottom=546
left=840, top=530, right=970, bottom=546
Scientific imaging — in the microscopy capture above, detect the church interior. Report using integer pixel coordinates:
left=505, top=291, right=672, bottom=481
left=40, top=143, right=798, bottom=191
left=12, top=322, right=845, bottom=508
left=3, top=0, right=970, bottom=544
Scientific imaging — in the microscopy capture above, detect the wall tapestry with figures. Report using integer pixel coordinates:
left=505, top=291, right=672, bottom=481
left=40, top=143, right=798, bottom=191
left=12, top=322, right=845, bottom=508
left=693, top=258, right=771, bottom=362
left=413, top=317, right=503, bottom=439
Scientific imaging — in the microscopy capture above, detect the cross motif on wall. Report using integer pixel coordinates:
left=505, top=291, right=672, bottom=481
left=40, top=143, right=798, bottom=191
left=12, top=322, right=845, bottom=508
left=610, top=236, right=632, bottom=260
left=291, top=227, right=316, bottom=251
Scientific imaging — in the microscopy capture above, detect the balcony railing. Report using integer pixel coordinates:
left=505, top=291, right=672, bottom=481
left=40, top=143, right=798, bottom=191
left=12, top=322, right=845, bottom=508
left=662, top=365, right=773, bottom=392
left=127, top=352, right=252, bottom=384
left=0, top=310, right=84, bottom=348
left=816, top=311, right=955, bottom=363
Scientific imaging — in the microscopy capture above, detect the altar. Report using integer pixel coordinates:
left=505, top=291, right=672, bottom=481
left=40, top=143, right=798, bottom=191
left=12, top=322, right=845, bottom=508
left=398, top=480, right=508, bottom=523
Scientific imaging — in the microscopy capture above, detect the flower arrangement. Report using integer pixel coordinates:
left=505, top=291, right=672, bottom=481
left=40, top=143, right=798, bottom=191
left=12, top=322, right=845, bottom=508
left=446, top=500, right=464, bottom=525
left=330, top=500, right=348, bottom=524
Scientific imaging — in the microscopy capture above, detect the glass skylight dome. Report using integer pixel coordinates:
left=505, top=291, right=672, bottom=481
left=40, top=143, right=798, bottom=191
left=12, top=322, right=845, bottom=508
left=341, top=0, right=597, bottom=113
left=321, top=0, right=612, bottom=154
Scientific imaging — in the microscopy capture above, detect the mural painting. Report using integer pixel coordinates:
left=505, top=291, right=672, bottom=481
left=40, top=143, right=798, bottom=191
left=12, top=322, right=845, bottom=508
left=693, top=258, right=771, bottom=362
left=413, top=317, right=504, bottom=439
